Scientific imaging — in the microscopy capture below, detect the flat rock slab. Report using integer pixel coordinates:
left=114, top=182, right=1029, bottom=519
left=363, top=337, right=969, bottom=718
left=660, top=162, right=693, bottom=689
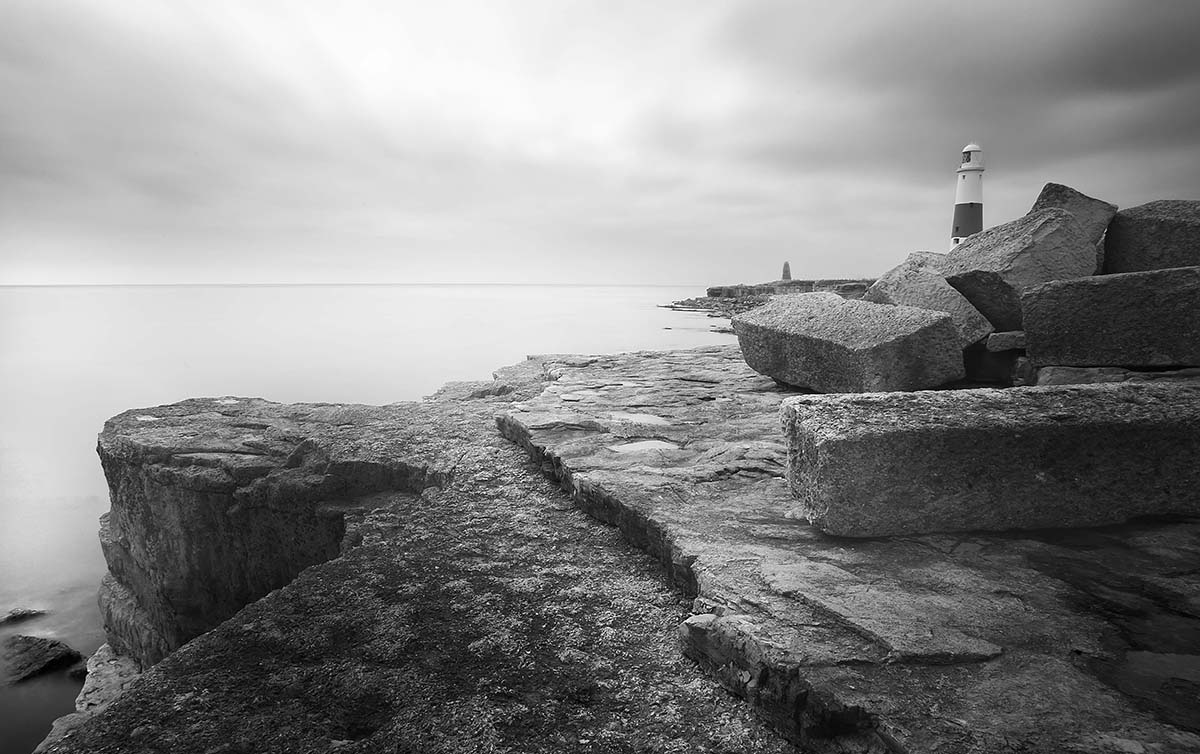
left=782, top=382, right=1200, bottom=536
left=986, top=330, right=1027, bottom=352
left=733, top=292, right=963, bottom=392
left=1104, top=199, right=1200, bottom=273
left=1023, top=266, right=1200, bottom=368
left=3, top=635, right=82, bottom=684
left=500, top=346, right=1200, bottom=752
left=864, top=252, right=993, bottom=347
left=943, top=208, right=1095, bottom=330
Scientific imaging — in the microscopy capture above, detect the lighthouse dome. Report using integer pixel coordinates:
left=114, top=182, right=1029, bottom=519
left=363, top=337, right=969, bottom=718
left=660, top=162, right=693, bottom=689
left=962, top=142, right=982, bottom=153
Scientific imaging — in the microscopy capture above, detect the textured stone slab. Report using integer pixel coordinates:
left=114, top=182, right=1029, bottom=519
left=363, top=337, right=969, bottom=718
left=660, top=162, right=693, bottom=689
left=732, top=292, right=963, bottom=392
left=1104, top=200, right=1200, bottom=273
left=942, top=208, right=1095, bottom=330
left=1023, top=266, right=1200, bottom=368
left=864, top=253, right=993, bottom=347
left=986, top=330, right=1027, bottom=352
left=782, top=383, right=1200, bottom=537
left=1037, top=365, right=1200, bottom=386
left=1029, top=182, right=1117, bottom=272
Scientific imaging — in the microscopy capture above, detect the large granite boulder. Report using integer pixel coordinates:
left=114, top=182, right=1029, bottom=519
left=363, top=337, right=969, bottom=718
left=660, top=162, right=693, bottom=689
left=1103, top=200, right=1200, bottom=273
left=3, top=635, right=82, bottom=683
left=864, top=252, right=993, bottom=347
left=782, top=382, right=1200, bottom=537
left=1028, top=182, right=1117, bottom=273
left=942, top=208, right=1095, bottom=330
left=1023, top=266, right=1200, bottom=368
left=732, top=292, right=963, bottom=392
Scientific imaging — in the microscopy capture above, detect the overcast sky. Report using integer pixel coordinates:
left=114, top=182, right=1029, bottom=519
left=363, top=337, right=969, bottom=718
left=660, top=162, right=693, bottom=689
left=2, top=0, right=1198, bottom=286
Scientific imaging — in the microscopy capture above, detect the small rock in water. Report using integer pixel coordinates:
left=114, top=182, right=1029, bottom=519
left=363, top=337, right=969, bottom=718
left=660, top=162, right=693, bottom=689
left=1, top=607, right=46, bottom=625
left=2, top=634, right=83, bottom=683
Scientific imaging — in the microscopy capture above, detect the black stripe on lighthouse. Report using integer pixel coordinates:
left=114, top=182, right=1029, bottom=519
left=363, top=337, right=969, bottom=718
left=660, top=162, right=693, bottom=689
left=951, top=203, right=983, bottom=238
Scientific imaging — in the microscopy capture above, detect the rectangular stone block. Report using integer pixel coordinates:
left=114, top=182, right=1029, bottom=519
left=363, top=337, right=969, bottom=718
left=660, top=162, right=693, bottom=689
left=781, top=383, right=1200, bottom=537
left=732, top=292, right=964, bottom=393
left=1023, top=266, right=1200, bottom=368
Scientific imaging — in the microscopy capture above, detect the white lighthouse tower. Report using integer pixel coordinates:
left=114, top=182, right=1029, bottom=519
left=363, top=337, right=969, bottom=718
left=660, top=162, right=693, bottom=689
left=951, top=142, right=984, bottom=246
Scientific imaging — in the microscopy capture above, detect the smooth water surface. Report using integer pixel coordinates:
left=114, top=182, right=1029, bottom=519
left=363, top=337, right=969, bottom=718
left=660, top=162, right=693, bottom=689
left=0, top=283, right=729, bottom=752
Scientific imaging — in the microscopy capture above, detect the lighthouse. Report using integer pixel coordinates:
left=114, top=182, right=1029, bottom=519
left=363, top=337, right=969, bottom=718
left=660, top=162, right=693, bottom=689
left=951, top=142, right=984, bottom=246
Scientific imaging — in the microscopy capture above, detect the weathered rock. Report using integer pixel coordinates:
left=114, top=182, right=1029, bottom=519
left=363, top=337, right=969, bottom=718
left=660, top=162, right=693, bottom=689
left=2, top=635, right=82, bottom=684
left=1029, top=183, right=1117, bottom=272
left=35, top=644, right=143, bottom=753
left=1037, top=366, right=1200, bottom=386
left=732, top=293, right=964, bottom=392
left=1, top=607, right=45, bottom=625
left=864, top=253, right=993, bottom=347
left=782, top=382, right=1200, bottom=537
left=96, top=397, right=465, bottom=667
left=986, top=330, right=1027, bottom=352
left=1104, top=200, right=1200, bottom=273
left=1023, top=266, right=1200, bottom=368
left=942, top=208, right=1095, bottom=330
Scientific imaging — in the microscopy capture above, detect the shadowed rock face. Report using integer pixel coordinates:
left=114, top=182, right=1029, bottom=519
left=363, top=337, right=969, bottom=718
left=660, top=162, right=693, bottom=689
left=96, top=398, right=462, bottom=667
left=733, top=293, right=963, bottom=392
left=1104, top=200, right=1200, bottom=273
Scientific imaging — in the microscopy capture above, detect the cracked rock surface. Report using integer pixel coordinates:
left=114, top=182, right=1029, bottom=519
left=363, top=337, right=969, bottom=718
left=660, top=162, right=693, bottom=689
left=44, top=356, right=797, bottom=754
left=499, top=345, right=1200, bottom=753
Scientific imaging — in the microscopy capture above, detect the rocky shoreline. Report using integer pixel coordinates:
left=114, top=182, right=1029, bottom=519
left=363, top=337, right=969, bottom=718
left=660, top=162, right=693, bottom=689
left=36, top=344, right=1200, bottom=753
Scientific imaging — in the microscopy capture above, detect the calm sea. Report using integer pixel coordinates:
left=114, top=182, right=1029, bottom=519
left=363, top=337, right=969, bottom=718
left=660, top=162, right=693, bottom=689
left=0, top=283, right=730, bottom=753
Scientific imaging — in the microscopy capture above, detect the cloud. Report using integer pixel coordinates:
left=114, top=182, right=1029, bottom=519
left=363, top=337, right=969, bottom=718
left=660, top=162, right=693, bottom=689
left=2, top=0, right=1199, bottom=285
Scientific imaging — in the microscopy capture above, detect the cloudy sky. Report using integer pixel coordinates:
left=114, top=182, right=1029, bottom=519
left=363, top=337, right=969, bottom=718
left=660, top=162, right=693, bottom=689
left=2, top=0, right=1198, bottom=286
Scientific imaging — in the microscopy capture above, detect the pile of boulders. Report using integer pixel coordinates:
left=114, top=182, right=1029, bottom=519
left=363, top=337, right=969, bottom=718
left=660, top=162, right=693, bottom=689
left=732, top=185, right=1200, bottom=536
left=734, top=185, right=1200, bottom=392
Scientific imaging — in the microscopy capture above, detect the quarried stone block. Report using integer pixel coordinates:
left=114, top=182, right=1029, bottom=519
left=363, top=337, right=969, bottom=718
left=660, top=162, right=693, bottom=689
left=782, top=383, right=1200, bottom=537
left=1103, top=200, right=1200, bottom=273
left=942, top=208, right=1094, bottom=330
left=864, top=253, right=993, bottom=347
left=1023, top=266, right=1200, bottom=368
left=733, top=292, right=963, bottom=393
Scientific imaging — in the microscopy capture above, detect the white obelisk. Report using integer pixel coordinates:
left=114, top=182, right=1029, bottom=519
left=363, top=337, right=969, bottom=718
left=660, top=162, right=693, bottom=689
left=951, top=142, right=984, bottom=246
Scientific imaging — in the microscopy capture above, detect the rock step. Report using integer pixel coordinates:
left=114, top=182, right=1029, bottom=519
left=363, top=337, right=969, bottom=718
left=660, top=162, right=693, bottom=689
left=783, top=382, right=1200, bottom=537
